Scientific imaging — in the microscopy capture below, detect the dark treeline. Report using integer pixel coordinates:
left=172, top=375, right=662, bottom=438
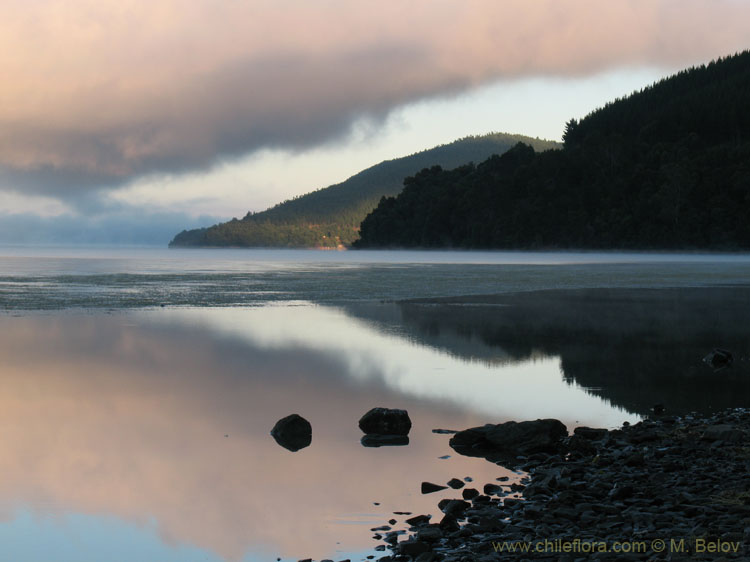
left=169, top=133, right=558, bottom=248
left=355, top=51, right=750, bottom=249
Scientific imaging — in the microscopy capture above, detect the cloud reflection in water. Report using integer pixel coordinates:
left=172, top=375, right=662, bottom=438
left=0, top=305, right=635, bottom=561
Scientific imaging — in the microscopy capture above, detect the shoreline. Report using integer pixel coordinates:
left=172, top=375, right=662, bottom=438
left=355, top=408, right=750, bottom=561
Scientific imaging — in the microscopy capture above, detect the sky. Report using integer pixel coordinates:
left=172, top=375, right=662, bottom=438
left=1, top=0, right=749, bottom=245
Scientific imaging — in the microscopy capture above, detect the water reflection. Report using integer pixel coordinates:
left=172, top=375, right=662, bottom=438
left=155, top=305, right=634, bottom=428
left=343, top=287, right=750, bottom=415
left=1, top=309, right=569, bottom=562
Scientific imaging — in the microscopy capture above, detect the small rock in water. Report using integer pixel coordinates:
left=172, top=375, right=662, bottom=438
left=359, top=407, right=411, bottom=436
left=421, top=481, right=448, bottom=494
left=483, top=483, right=502, bottom=495
left=446, top=478, right=464, bottom=489
left=270, top=414, right=312, bottom=452
left=432, top=428, right=458, bottom=434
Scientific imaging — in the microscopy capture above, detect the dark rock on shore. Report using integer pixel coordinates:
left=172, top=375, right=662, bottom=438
left=270, top=414, right=312, bottom=452
left=371, top=408, right=750, bottom=561
left=449, top=418, right=567, bottom=462
left=359, top=408, right=412, bottom=436
left=573, top=426, right=608, bottom=440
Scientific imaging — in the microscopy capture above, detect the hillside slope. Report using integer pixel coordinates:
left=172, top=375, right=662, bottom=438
left=169, top=133, right=559, bottom=247
left=355, top=51, right=750, bottom=249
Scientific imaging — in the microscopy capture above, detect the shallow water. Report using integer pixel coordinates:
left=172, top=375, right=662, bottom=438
left=1, top=247, right=749, bottom=561
left=2, top=246, right=750, bottom=309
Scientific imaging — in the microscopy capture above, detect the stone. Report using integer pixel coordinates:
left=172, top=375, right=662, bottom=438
left=421, top=482, right=448, bottom=494
left=462, top=488, right=480, bottom=500
left=439, top=513, right=460, bottom=532
left=483, top=483, right=502, bottom=495
left=270, top=414, right=312, bottom=452
left=405, top=514, right=431, bottom=526
left=359, top=407, right=412, bottom=436
left=610, top=484, right=634, bottom=500
left=449, top=419, right=567, bottom=461
left=701, top=424, right=743, bottom=442
left=441, top=499, right=470, bottom=516
left=416, top=526, right=443, bottom=542
left=398, top=539, right=430, bottom=556
left=574, top=426, right=609, bottom=440
left=568, top=434, right=596, bottom=453
left=624, top=452, right=645, bottom=467
left=447, top=478, right=465, bottom=489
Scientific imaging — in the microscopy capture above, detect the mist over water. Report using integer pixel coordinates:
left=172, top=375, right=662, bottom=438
left=2, top=247, right=750, bottom=309
left=1, top=247, right=749, bottom=561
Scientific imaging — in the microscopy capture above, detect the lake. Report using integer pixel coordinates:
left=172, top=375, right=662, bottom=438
left=1, top=247, right=749, bottom=561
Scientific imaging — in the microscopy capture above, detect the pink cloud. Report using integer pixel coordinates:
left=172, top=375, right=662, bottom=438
left=0, top=0, right=748, bottom=196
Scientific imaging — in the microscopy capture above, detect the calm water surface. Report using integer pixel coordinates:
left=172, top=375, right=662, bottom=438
left=1, top=247, right=749, bottom=561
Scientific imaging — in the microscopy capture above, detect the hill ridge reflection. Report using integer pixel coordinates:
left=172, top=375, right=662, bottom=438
left=342, top=287, right=750, bottom=416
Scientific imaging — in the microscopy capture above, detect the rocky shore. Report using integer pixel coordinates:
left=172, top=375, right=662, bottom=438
left=364, top=408, right=750, bottom=561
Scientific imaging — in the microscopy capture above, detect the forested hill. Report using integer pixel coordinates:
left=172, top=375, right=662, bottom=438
left=355, top=51, right=750, bottom=250
left=169, top=133, right=559, bottom=247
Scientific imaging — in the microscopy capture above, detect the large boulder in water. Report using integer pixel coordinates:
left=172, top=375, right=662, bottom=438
left=359, top=407, right=412, bottom=436
left=449, top=419, right=567, bottom=461
left=271, top=414, right=312, bottom=451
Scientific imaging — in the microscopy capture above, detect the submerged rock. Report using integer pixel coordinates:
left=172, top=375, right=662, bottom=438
left=359, top=407, right=412, bottom=436
left=270, top=414, right=312, bottom=452
left=449, top=418, right=567, bottom=461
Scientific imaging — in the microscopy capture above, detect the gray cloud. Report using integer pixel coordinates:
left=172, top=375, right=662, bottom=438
left=1, top=0, right=749, bottom=202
